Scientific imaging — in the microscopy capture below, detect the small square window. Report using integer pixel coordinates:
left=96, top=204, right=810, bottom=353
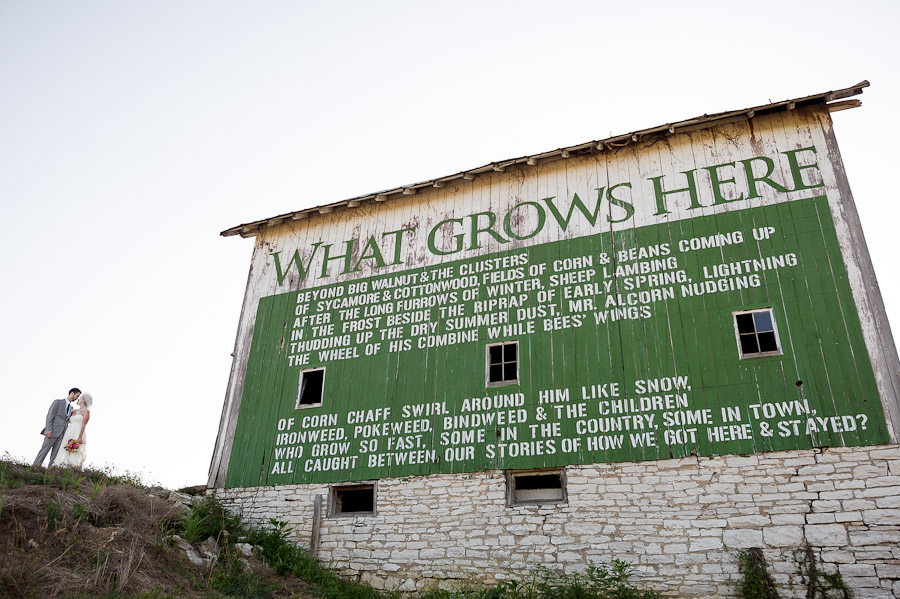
left=487, top=341, right=519, bottom=386
left=296, top=367, right=325, bottom=408
left=507, top=470, right=566, bottom=506
left=733, top=308, right=782, bottom=358
left=330, top=483, right=375, bottom=517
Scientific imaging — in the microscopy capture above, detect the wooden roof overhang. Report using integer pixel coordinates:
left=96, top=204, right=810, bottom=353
left=221, top=81, right=869, bottom=239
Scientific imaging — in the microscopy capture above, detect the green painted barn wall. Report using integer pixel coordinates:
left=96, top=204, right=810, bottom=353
left=224, top=195, right=889, bottom=488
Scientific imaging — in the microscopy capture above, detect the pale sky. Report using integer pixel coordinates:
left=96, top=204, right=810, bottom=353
left=2, top=1, right=898, bottom=489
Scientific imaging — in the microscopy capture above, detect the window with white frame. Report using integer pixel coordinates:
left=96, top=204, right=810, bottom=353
left=296, top=367, right=325, bottom=408
left=507, top=470, right=566, bottom=506
left=733, top=308, right=782, bottom=358
left=330, top=483, right=375, bottom=516
left=487, top=341, right=519, bottom=386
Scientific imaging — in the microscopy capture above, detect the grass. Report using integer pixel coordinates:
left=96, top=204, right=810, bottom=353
left=0, top=457, right=148, bottom=493
left=45, top=494, right=63, bottom=530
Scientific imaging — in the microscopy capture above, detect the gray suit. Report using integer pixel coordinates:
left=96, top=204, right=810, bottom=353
left=34, top=399, right=72, bottom=467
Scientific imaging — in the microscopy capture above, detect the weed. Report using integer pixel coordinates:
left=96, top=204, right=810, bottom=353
left=58, top=469, right=76, bottom=492
left=208, top=554, right=273, bottom=599
left=533, top=561, right=659, bottom=599
left=90, top=548, right=111, bottom=568
left=737, top=548, right=780, bottom=599
left=497, top=578, right=541, bottom=599
left=418, top=562, right=656, bottom=599
left=89, top=548, right=113, bottom=590
left=420, top=586, right=496, bottom=599
left=64, top=591, right=185, bottom=599
left=1, top=554, right=43, bottom=599
left=151, top=523, right=172, bottom=555
left=91, top=479, right=106, bottom=499
left=45, top=496, right=63, bottom=531
left=183, top=494, right=245, bottom=546
left=95, top=464, right=151, bottom=488
left=114, top=539, right=145, bottom=591
left=179, top=510, right=207, bottom=544
left=73, top=502, right=90, bottom=523
left=798, top=545, right=853, bottom=599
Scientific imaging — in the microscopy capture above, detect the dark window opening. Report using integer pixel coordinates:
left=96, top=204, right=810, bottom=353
left=734, top=309, right=782, bottom=358
left=331, top=484, right=375, bottom=516
left=297, top=368, right=325, bottom=408
left=488, top=341, right=518, bottom=386
left=508, top=470, right=566, bottom=505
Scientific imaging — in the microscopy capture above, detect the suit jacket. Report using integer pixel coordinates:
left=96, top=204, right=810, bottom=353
left=41, top=399, right=70, bottom=437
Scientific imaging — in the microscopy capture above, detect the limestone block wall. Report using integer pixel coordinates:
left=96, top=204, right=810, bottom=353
left=216, top=445, right=900, bottom=598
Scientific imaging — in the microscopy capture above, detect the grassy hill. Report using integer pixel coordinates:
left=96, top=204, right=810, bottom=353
left=0, top=458, right=369, bottom=599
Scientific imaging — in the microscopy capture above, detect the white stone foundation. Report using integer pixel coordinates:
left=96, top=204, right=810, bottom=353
left=216, top=445, right=900, bottom=598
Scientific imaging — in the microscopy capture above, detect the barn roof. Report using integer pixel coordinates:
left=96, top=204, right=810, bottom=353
left=221, top=81, right=869, bottom=238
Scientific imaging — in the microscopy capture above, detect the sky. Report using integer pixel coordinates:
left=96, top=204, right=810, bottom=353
left=2, top=1, right=899, bottom=489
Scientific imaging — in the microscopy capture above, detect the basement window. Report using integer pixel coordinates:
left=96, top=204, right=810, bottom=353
left=296, top=367, right=325, bottom=409
left=733, top=308, right=782, bottom=359
left=330, top=483, right=375, bottom=517
left=507, top=470, right=566, bottom=506
left=487, top=341, right=519, bottom=386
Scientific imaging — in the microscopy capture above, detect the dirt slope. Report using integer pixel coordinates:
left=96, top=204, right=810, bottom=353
left=0, top=460, right=314, bottom=599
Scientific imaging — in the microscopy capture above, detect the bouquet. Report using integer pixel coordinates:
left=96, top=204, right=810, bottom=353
left=65, top=439, right=82, bottom=453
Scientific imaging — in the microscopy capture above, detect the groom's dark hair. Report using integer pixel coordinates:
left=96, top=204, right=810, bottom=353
left=69, top=388, right=81, bottom=395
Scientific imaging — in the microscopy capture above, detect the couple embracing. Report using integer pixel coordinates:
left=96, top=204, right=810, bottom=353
left=33, top=387, right=94, bottom=468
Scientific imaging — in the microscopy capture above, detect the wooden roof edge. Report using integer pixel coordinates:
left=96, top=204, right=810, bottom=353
left=221, top=81, right=869, bottom=238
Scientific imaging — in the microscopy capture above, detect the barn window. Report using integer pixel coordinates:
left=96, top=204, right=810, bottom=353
left=296, top=367, right=325, bottom=408
left=487, top=341, right=519, bottom=386
left=507, top=470, right=566, bottom=506
left=733, top=308, right=782, bottom=358
left=330, top=483, right=375, bottom=516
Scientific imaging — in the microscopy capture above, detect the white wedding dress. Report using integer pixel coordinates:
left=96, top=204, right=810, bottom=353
left=59, top=411, right=87, bottom=468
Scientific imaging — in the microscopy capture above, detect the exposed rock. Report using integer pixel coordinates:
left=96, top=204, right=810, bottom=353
left=185, top=548, right=208, bottom=567
left=199, top=536, right=221, bottom=560
left=169, top=534, right=192, bottom=552
left=723, top=528, right=762, bottom=549
left=168, top=490, right=194, bottom=506
left=804, top=524, right=849, bottom=547
left=167, top=534, right=215, bottom=567
left=178, top=484, right=208, bottom=496
left=763, top=525, right=804, bottom=547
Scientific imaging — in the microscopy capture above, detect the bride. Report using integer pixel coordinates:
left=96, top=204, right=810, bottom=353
left=58, top=393, right=92, bottom=468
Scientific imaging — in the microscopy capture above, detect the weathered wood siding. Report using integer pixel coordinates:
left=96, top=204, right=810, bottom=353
left=210, top=105, right=898, bottom=488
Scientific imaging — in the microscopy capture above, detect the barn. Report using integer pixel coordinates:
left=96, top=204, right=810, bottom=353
left=209, top=81, right=900, bottom=596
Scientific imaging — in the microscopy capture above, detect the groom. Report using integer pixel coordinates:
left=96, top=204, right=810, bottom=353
left=34, top=388, right=81, bottom=467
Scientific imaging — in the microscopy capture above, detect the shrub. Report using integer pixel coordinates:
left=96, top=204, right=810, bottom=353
left=533, top=561, right=659, bottom=599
